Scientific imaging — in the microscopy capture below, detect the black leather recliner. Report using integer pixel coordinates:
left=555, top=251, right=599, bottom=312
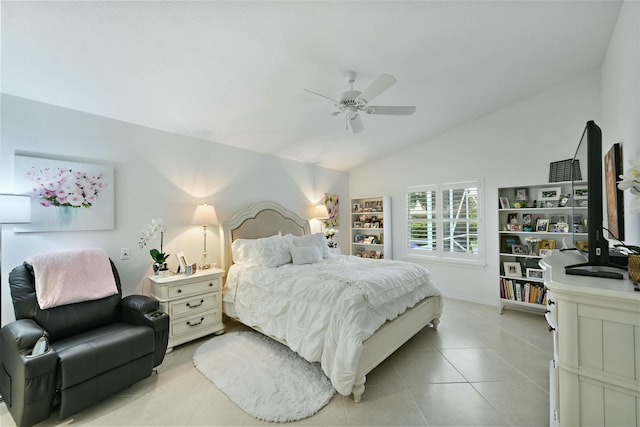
left=0, top=259, right=169, bottom=427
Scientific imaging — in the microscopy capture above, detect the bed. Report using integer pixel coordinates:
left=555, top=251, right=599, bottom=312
left=219, top=201, right=442, bottom=402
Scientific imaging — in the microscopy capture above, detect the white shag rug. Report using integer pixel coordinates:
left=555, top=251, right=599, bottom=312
left=193, top=330, right=335, bottom=422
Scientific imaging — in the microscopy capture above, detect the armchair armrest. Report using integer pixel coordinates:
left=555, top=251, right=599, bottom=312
left=0, top=319, right=45, bottom=353
left=121, top=295, right=169, bottom=367
left=0, top=320, right=58, bottom=427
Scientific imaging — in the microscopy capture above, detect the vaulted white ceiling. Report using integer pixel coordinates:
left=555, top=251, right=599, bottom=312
left=1, top=1, right=622, bottom=171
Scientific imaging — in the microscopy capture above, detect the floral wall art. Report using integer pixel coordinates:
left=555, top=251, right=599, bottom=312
left=323, top=193, right=339, bottom=228
left=14, top=155, right=114, bottom=232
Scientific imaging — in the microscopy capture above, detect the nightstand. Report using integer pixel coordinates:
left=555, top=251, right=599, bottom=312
left=148, top=269, right=224, bottom=352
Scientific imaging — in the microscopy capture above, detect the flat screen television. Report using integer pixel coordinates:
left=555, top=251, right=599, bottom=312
left=565, top=120, right=626, bottom=279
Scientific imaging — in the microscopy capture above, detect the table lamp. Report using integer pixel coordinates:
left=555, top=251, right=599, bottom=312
left=191, top=203, right=218, bottom=269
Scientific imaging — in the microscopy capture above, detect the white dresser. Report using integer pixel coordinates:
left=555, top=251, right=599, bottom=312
left=541, top=251, right=640, bottom=427
left=148, top=269, right=225, bottom=351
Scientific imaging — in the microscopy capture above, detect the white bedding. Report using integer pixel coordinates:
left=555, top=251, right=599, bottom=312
left=223, top=254, right=442, bottom=395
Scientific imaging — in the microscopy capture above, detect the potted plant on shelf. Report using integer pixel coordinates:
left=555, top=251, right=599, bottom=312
left=139, top=218, right=170, bottom=275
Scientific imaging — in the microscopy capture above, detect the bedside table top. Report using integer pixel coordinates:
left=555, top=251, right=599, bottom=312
left=147, top=268, right=224, bottom=284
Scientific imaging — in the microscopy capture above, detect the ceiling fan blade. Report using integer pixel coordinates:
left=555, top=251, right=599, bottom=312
left=357, top=74, right=397, bottom=104
left=303, top=88, right=339, bottom=103
left=350, top=114, right=364, bottom=134
left=365, top=106, right=416, bottom=115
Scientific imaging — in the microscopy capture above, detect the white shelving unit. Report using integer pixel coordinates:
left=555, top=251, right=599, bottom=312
left=350, top=195, right=391, bottom=259
left=498, top=181, right=588, bottom=313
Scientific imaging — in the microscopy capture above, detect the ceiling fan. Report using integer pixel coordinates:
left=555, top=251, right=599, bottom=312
left=304, top=71, right=416, bottom=134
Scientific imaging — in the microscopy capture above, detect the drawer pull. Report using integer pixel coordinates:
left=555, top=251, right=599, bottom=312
left=187, top=317, right=204, bottom=327
left=209, top=282, right=213, bottom=287
left=548, top=326, right=555, bottom=332
left=177, top=289, right=182, bottom=293
left=187, top=300, right=204, bottom=309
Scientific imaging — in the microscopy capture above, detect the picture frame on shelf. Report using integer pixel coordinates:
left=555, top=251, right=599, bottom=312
left=539, top=239, right=556, bottom=253
left=503, top=262, right=522, bottom=278
left=526, top=268, right=544, bottom=280
left=536, top=218, right=550, bottom=232
left=353, top=221, right=363, bottom=228
left=499, top=197, right=510, bottom=209
left=500, top=235, right=520, bottom=253
left=573, top=186, right=588, bottom=207
left=553, top=222, right=569, bottom=233
left=538, top=186, right=561, bottom=208
left=511, top=244, right=529, bottom=255
left=558, top=193, right=571, bottom=207
left=353, top=203, right=361, bottom=213
left=515, top=188, right=528, bottom=201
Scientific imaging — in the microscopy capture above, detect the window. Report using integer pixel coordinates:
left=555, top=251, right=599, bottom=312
left=406, top=179, right=483, bottom=264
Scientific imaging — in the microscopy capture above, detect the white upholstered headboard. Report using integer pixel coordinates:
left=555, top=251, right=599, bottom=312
left=219, top=201, right=311, bottom=274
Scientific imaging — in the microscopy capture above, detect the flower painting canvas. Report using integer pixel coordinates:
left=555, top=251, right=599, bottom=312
left=323, top=193, right=339, bottom=228
left=14, top=155, right=115, bottom=232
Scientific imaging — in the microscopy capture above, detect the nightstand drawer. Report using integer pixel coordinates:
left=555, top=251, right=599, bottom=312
left=168, top=278, right=219, bottom=299
left=169, top=293, right=218, bottom=317
left=171, top=310, right=220, bottom=336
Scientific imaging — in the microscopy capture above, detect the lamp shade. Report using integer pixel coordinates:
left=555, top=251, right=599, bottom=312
left=0, top=194, right=31, bottom=224
left=313, top=204, right=329, bottom=220
left=191, top=203, right=218, bottom=225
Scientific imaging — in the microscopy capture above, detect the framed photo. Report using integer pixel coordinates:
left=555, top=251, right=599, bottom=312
left=536, top=218, right=550, bottom=232
left=175, top=252, right=189, bottom=272
left=500, top=235, right=520, bottom=253
left=503, top=262, right=522, bottom=278
left=515, top=188, right=528, bottom=201
left=511, top=244, right=529, bottom=255
left=499, top=197, right=510, bottom=209
left=558, top=193, right=571, bottom=207
left=526, top=268, right=544, bottom=280
left=553, top=222, right=569, bottom=233
left=538, top=186, right=561, bottom=208
left=539, top=239, right=556, bottom=252
left=354, top=235, right=364, bottom=243
left=573, top=185, right=588, bottom=200
left=353, top=203, right=361, bottom=213
left=353, top=221, right=363, bottom=228
left=539, top=248, right=553, bottom=257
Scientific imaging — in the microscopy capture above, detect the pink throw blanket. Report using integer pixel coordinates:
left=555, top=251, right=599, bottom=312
left=27, top=248, right=118, bottom=310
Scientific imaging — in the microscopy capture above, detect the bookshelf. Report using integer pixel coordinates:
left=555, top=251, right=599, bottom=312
left=350, top=196, right=391, bottom=259
left=497, top=181, right=587, bottom=313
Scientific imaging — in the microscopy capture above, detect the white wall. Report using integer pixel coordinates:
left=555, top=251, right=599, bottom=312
left=350, top=71, right=603, bottom=306
left=602, top=0, right=640, bottom=243
left=0, top=95, right=349, bottom=325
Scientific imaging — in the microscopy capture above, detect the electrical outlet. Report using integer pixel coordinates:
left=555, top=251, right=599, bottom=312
left=120, top=248, right=130, bottom=260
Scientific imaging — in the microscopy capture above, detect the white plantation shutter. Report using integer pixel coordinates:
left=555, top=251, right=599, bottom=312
left=407, top=179, right=483, bottom=264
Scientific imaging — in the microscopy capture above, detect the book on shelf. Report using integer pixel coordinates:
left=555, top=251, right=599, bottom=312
left=500, top=278, right=547, bottom=305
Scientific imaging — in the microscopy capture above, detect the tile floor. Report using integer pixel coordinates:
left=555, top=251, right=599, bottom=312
left=1, top=298, right=553, bottom=426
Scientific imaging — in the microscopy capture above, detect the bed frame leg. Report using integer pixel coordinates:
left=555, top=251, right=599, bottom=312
left=352, top=376, right=365, bottom=403
left=431, top=317, right=440, bottom=331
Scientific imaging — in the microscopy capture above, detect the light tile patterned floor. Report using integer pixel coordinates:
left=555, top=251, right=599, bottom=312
left=1, top=298, right=552, bottom=426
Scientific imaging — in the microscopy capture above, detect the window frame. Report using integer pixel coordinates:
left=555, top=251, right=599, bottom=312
left=405, top=178, right=484, bottom=266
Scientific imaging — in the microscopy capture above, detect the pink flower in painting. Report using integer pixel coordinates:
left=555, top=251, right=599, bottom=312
left=25, top=166, right=107, bottom=209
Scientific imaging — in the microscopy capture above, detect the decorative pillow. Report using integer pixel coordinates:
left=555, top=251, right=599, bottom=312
left=232, top=235, right=292, bottom=267
left=290, top=246, right=323, bottom=265
left=284, top=233, right=330, bottom=258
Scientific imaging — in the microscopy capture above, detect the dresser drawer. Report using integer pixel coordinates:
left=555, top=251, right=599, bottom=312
left=167, top=278, right=219, bottom=299
left=171, top=310, right=220, bottom=336
left=169, top=293, right=218, bottom=317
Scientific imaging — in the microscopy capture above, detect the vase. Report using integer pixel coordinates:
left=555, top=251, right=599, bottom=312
left=153, top=262, right=169, bottom=275
left=58, top=205, right=76, bottom=226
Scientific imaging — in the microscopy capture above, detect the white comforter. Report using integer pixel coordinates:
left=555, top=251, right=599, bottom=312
left=223, top=254, right=441, bottom=395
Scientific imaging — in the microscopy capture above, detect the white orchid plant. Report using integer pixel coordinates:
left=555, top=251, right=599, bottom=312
left=617, top=156, right=640, bottom=213
left=139, top=218, right=169, bottom=263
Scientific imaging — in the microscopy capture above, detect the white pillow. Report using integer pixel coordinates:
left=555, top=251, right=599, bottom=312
left=284, top=233, right=330, bottom=258
left=290, top=246, right=323, bottom=265
left=232, top=235, right=292, bottom=267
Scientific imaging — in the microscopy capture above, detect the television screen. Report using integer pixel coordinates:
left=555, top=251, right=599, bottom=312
left=604, top=142, right=624, bottom=241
